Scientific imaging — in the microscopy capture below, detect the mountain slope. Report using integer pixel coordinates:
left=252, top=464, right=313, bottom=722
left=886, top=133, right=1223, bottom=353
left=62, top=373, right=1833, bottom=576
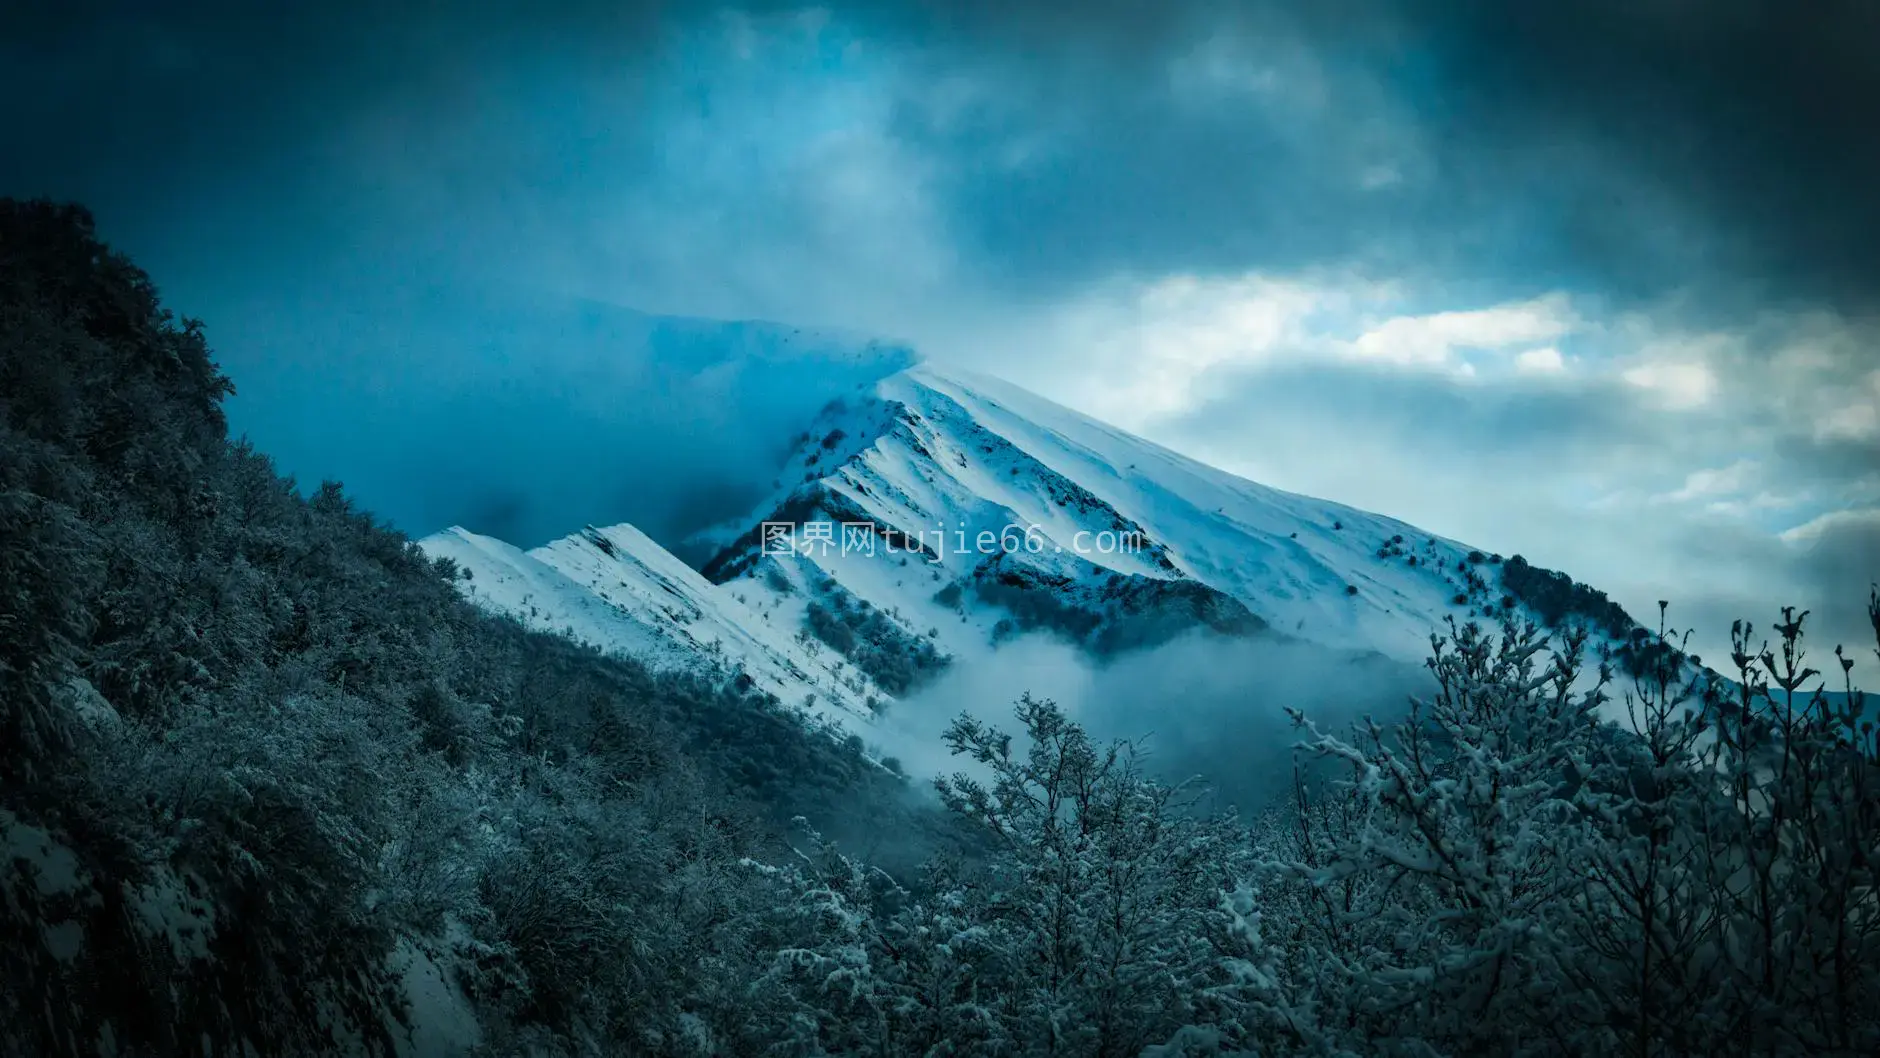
left=425, top=361, right=1647, bottom=734
left=422, top=522, right=893, bottom=720
left=0, top=200, right=936, bottom=1057
left=700, top=363, right=1525, bottom=665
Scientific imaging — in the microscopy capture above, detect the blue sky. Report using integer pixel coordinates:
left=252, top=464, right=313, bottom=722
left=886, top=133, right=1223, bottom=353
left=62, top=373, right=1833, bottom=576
left=5, top=0, right=1876, bottom=670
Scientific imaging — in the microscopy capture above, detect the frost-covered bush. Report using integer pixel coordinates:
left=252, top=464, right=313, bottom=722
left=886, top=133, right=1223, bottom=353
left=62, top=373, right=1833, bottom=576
left=760, top=695, right=1255, bottom=1057
left=1263, top=597, right=1880, bottom=1057
left=804, top=589, right=949, bottom=695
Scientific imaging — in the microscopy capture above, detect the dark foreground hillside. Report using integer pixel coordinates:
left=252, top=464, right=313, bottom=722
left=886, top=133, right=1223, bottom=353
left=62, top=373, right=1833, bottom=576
left=0, top=200, right=943, bottom=1055
left=4, top=200, right=1878, bottom=1058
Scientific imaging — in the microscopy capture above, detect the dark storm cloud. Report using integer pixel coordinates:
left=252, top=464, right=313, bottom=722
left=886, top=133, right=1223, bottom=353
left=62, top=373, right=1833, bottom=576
left=238, top=291, right=915, bottom=548
left=1, top=0, right=678, bottom=269
left=6, top=0, right=1875, bottom=550
left=11, top=0, right=1879, bottom=310
left=1383, top=0, right=1880, bottom=317
left=833, top=0, right=1880, bottom=314
left=3, top=0, right=918, bottom=546
left=462, top=491, right=532, bottom=546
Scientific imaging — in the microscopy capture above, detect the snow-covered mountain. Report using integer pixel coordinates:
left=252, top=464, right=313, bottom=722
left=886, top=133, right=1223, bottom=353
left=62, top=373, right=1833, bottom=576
left=421, top=522, right=898, bottom=720
left=421, top=361, right=1643, bottom=729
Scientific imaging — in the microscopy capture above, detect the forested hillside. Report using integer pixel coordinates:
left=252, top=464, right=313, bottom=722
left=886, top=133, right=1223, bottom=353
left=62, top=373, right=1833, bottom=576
left=4, top=200, right=1877, bottom=1057
left=0, top=200, right=939, bottom=1055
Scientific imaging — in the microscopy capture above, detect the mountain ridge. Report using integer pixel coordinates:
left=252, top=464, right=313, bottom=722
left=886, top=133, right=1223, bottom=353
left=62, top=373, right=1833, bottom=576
left=420, top=359, right=1659, bottom=731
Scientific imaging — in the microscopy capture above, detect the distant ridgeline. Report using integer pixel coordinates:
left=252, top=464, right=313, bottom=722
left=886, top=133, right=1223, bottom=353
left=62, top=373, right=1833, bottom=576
left=1381, top=536, right=1664, bottom=677
left=1498, top=554, right=1635, bottom=639
left=1491, top=553, right=1697, bottom=678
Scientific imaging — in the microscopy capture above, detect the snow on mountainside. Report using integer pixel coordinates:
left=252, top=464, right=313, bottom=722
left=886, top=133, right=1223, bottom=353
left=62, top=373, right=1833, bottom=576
left=701, top=363, right=1529, bottom=665
left=420, top=522, right=893, bottom=721
left=424, top=360, right=1651, bottom=730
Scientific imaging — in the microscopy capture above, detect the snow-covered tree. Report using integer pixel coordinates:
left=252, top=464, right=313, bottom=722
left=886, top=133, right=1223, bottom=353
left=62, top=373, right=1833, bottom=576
left=932, top=694, right=1246, bottom=1056
left=1266, top=593, right=1880, bottom=1058
left=1274, top=614, right=1613, bottom=1054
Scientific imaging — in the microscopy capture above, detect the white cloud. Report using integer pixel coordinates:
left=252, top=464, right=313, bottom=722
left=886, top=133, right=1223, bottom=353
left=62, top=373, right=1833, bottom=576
left=1135, top=274, right=1331, bottom=362
left=1359, top=163, right=1403, bottom=190
left=1778, top=506, right=1880, bottom=545
left=977, top=272, right=1365, bottom=429
left=1655, top=460, right=1760, bottom=504
left=1818, top=400, right=1879, bottom=442
left=1703, top=492, right=1807, bottom=517
left=1165, top=29, right=1319, bottom=108
left=1514, top=346, right=1567, bottom=374
left=1645, top=462, right=1809, bottom=519
left=1622, top=359, right=1718, bottom=409
left=1350, top=292, right=1578, bottom=368
left=1812, top=370, right=1880, bottom=442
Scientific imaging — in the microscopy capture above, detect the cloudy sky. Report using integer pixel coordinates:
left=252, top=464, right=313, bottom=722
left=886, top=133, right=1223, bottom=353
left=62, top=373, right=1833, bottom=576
left=6, top=0, right=1877, bottom=671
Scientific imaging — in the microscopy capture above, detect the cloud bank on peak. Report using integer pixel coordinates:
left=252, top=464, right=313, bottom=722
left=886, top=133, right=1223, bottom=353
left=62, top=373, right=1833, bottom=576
left=245, top=289, right=917, bottom=549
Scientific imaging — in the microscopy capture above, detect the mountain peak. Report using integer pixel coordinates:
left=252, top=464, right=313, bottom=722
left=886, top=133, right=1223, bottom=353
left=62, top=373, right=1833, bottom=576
left=694, top=362, right=1499, bottom=662
left=423, top=362, right=1648, bottom=729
